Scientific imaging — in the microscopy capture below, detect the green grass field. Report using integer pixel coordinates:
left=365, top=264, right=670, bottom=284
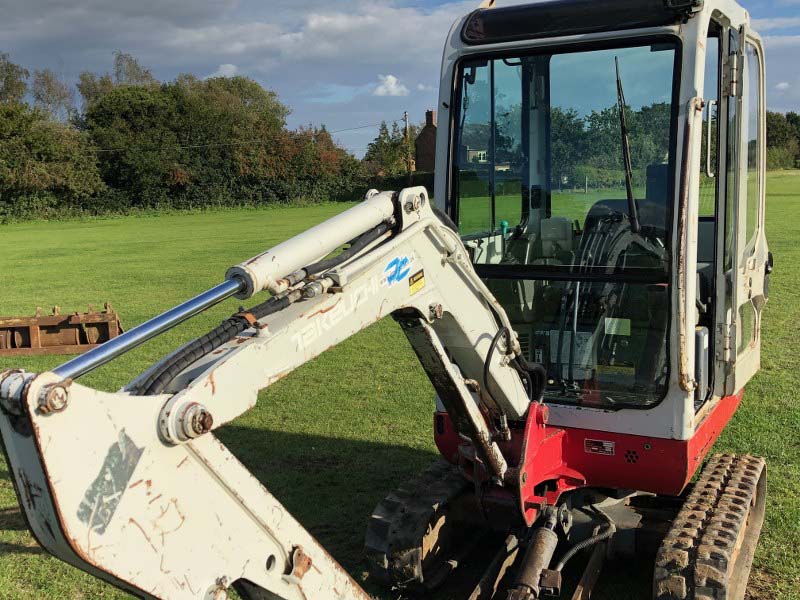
left=0, top=172, right=799, bottom=599
left=457, top=187, right=646, bottom=234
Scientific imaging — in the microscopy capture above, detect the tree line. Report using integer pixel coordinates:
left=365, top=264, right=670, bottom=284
left=458, top=103, right=672, bottom=190
left=0, top=52, right=365, bottom=221
left=766, top=111, right=800, bottom=170
left=461, top=102, right=798, bottom=190
left=1, top=50, right=797, bottom=221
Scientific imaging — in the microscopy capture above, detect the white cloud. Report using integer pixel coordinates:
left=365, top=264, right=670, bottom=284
left=752, top=17, right=800, bottom=32
left=762, top=36, right=800, bottom=112
left=763, top=34, right=800, bottom=49
left=5, top=0, right=794, bottom=154
left=373, top=74, right=409, bottom=97
left=306, top=13, right=380, bottom=34
left=0, top=0, right=479, bottom=155
left=209, top=63, right=238, bottom=78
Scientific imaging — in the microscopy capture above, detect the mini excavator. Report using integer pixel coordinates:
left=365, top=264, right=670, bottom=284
left=0, top=0, right=771, bottom=599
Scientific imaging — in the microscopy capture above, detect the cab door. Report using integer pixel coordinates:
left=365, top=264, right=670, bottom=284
left=728, top=28, right=769, bottom=393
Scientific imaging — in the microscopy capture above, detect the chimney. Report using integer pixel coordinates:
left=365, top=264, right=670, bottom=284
left=425, top=110, right=437, bottom=128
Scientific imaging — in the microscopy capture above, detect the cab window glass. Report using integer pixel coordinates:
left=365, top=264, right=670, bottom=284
left=744, top=43, right=761, bottom=248
left=454, top=43, right=676, bottom=276
left=700, top=35, right=719, bottom=217
left=452, top=41, right=679, bottom=409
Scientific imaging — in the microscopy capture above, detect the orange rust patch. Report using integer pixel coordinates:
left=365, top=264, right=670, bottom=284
left=206, top=372, right=216, bottom=395
left=128, top=518, right=158, bottom=553
left=268, top=369, right=292, bottom=385
left=291, top=545, right=313, bottom=579
left=305, top=299, right=341, bottom=319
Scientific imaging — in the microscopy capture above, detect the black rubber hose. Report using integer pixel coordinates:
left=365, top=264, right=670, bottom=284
left=139, top=221, right=394, bottom=397
left=485, top=327, right=548, bottom=404
left=554, top=506, right=616, bottom=572
left=139, top=294, right=291, bottom=396
left=483, top=327, right=509, bottom=405
left=434, top=207, right=458, bottom=232
left=304, top=221, right=391, bottom=276
left=512, top=354, right=547, bottom=403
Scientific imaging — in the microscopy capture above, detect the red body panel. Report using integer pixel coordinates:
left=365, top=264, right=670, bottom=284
left=556, top=391, right=743, bottom=495
left=434, top=392, right=743, bottom=522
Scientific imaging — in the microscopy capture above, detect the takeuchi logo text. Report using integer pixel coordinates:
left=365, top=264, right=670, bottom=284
left=383, top=256, right=413, bottom=287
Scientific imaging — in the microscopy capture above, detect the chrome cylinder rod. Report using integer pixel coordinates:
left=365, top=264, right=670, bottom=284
left=53, top=278, right=244, bottom=380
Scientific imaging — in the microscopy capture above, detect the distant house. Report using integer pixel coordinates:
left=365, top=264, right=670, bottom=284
left=467, top=149, right=488, bottom=163
left=414, top=110, right=437, bottom=173
left=465, top=148, right=511, bottom=172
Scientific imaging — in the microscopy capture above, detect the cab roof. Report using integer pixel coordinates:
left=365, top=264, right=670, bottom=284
left=461, top=0, right=704, bottom=45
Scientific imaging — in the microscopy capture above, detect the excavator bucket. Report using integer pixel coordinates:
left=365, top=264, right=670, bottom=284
left=0, top=304, right=123, bottom=357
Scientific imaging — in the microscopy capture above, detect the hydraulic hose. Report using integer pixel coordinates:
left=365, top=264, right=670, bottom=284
left=484, top=327, right=547, bottom=405
left=483, top=327, right=510, bottom=405
left=512, top=353, right=547, bottom=403
left=138, top=221, right=395, bottom=396
left=304, top=221, right=392, bottom=276
left=138, top=292, right=296, bottom=396
left=553, top=506, right=616, bottom=572
left=433, top=207, right=458, bottom=233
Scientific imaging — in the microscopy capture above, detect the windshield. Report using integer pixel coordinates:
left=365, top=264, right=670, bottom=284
left=452, top=40, right=679, bottom=409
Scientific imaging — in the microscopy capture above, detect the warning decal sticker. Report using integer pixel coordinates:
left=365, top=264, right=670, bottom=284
left=409, top=270, right=425, bottom=295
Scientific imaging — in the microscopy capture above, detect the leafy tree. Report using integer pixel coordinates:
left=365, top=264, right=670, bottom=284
left=550, top=107, right=586, bottom=183
left=77, top=51, right=156, bottom=109
left=766, top=111, right=794, bottom=148
left=584, top=107, right=623, bottom=172
left=460, top=122, right=491, bottom=151
left=77, top=72, right=115, bottom=107
left=0, top=52, right=369, bottom=217
left=637, top=102, right=672, bottom=164
left=84, top=73, right=357, bottom=207
left=786, top=112, right=800, bottom=143
left=32, top=69, right=75, bottom=122
left=84, top=85, right=181, bottom=205
left=365, top=119, right=422, bottom=176
left=765, top=111, right=799, bottom=169
left=113, top=51, right=155, bottom=86
left=365, top=121, right=406, bottom=175
left=0, top=103, right=105, bottom=218
left=0, top=53, right=29, bottom=104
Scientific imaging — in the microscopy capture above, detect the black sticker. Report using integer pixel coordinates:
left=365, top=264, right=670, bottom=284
left=77, top=430, right=143, bottom=534
left=584, top=438, right=615, bottom=456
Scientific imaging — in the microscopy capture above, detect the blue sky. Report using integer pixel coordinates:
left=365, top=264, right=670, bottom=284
left=1, top=0, right=797, bottom=156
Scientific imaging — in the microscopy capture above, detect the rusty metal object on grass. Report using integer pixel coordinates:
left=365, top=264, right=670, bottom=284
left=0, top=304, right=123, bottom=357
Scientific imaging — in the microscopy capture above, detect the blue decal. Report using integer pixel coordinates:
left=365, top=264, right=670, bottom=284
left=384, top=256, right=411, bottom=286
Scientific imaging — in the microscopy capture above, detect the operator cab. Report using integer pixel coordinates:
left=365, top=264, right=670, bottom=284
left=439, top=0, right=770, bottom=420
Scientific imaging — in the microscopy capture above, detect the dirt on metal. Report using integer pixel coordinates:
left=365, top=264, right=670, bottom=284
left=0, top=304, right=123, bottom=357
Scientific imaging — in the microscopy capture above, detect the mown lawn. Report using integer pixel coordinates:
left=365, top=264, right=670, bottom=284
left=457, top=187, right=646, bottom=234
left=0, top=171, right=798, bottom=599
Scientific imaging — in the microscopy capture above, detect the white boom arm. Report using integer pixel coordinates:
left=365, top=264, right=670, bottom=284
left=0, top=188, right=534, bottom=600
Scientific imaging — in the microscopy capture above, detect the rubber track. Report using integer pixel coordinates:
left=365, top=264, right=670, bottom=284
left=365, top=458, right=470, bottom=589
left=653, top=453, right=766, bottom=600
